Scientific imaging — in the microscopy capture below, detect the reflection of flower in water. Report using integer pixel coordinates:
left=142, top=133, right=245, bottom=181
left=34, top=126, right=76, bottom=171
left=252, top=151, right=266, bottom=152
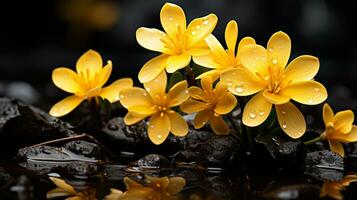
left=320, top=174, right=357, bottom=200
left=47, top=177, right=97, bottom=200
left=106, top=176, right=186, bottom=200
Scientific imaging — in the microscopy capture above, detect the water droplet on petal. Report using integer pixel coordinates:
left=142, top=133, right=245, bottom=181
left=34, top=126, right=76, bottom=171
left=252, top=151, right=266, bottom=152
left=119, top=94, right=124, bottom=99
left=298, top=129, right=304, bottom=134
left=281, top=110, right=286, bottom=115
left=143, top=92, right=147, bottom=96
left=146, top=88, right=151, bottom=92
left=271, top=58, right=278, bottom=65
left=282, top=123, right=287, bottom=129
left=268, top=48, right=273, bottom=52
left=214, top=113, right=219, bottom=117
left=191, top=31, right=196, bottom=35
left=157, top=134, right=162, bottom=139
left=185, top=89, right=189, bottom=94
left=203, top=20, right=209, bottom=25
left=196, top=25, right=201, bottom=30
left=314, top=88, right=320, bottom=92
left=150, top=124, right=155, bottom=128
left=155, top=79, right=159, bottom=82
left=227, top=82, right=233, bottom=86
left=249, top=112, right=256, bottom=119
left=235, top=85, right=244, bottom=93
left=264, top=75, right=270, bottom=81
left=308, top=99, right=314, bottom=103
left=258, top=111, right=265, bottom=116
left=168, top=17, right=173, bottom=21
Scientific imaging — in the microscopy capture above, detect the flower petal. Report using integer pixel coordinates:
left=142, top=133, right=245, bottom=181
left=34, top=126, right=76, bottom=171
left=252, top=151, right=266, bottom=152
left=187, top=40, right=210, bottom=56
left=283, top=55, right=319, bottom=84
left=275, top=102, right=306, bottom=138
left=282, top=80, right=327, bottom=105
left=124, top=112, right=148, bottom=125
left=323, top=103, right=334, bottom=126
left=201, top=75, right=213, bottom=93
left=160, top=3, right=186, bottom=36
left=95, top=61, right=112, bottom=88
left=210, top=114, right=230, bottom=135
left=188, top=86, right=204, bottom=99
left=180, top=99, right=207, bottom=113
left=49, top=177, right=76, bottom=194
left=328, top=140, right=345, bottom=157
left=168, top=111, right=188, bottom=136
left=204, top=34, right=227, bottom=61
left=166, top=177, right=186, bottom=194
left=144, top=71, right=167, bottom=97
left=136, top=27, right=167, bottom=52
left=238, top=44, right=269, bottom=76
left=166, top=53, right=191, bottom=73
left=237, top=37, right=256, bottom=53
left=52, top=67, right=82, bottom=94
left=193, top=53, right=220, bottom=69
left=267, top=31, right=291, bottom=69
left=334, top=110, right=354, bottom=133
left=225, top=20, right=238, bottom=54
left=186, top=14, right=218, bottom=47
left=221, top=68, right=265, bottom=96
left=214, top=92, right=237, bottom=115
left=76, top=49, right=103, bottom=80
left=100, top=78, right=133, bottom=102
left=242, top=92, right=272, bottom=127
left=194, top=110, right=211, bottom=129
left=168, top=80, right=189, bottom=107
left=138, top=54, right=169, bottom=83
left=330, top=125, right=357, bottom=143
left=49, top=96, right=84, bottom=117
left=263, top=90, right=291, bottom=105
left=148, top=114, right=171, bottom=145
left=214, top=81, right=228, bottom=97
left=196, top=70, right=221, bottom=80
left=119, top=87, right=154, bottom=109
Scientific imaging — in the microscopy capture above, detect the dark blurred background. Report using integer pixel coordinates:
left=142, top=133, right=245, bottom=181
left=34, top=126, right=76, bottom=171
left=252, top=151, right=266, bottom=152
left=0, top=0, right=356, bottom=111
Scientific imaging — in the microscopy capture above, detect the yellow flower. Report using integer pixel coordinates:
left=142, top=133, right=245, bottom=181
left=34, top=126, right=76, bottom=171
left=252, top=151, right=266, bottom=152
left=321, top=103, right=357, bottom=157
left=136, top=3, right=218, bottom=83
left=50, top=49, right=133, bottom=117
left=181, top=76, right=237, bottom=135
left=320, top=174, right=357, bottom=200
left=221, top=31, right=327, bottom=138
left=193, top=20, right=256, bottom=79
left=119, top=72, right=189, bottom=145
left=105, top=176, right=186, bottom=200
left=47, top=177, right=97, bottom=200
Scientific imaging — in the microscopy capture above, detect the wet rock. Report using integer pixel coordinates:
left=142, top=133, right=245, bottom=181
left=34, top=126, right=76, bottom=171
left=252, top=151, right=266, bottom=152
left=261, top=184, right=320, bottom=200
left=64, top=140, right=103, bottom=160
left=2, top=82, right=40, bottom=104
left=304, top=150, right=344, bottom=181
left=255, top=132, right=306, bottom=170
left=56, top=161, right=99, bottom=179
left=126, top=154, right=171, bottom=172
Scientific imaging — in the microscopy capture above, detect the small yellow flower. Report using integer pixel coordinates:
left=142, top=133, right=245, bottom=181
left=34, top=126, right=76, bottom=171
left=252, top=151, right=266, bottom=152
left=321, top=103, right=357, bottom=157
left=50, top=49, right=133, bottom=117
left=193, top=20, right=256, bottom=79
left=47, top=177, right=97, bottom=200
left=320, top=174, right=357, bottom=200
left=105, top=176, right=185, bottom=200
left=181, top=76, right=237, bottom=135
left=119, top=72, right=189, bottom=145
left=221, top=31, right=328, bottom=138
left=136, top=2, right=218, bottom=83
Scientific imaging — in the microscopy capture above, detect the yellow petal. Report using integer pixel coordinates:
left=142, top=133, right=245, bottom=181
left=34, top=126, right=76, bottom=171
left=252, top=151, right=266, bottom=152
left=214, top=92, right=237, bottom=115
left=186, top=14, right=218, bottom=47
left=166, top=53, right=191, bottom=73
left=214, top=81, right=228, bottom=97
left=145, top=176, right=170, bottom=188
left=221, top=68, right=265, bottom=96
left=46, top=188, right=72, bottom=199
left=49, top=177, right=76, bottom=194
left=148, top=114, right=171, bottom=145
left=160, top=3, right=186, bottom=36
left=144, top=71, right=167, bottom=97
left=168, top=111, right=188, bottom=137
left=119, top=87, right=154, bottom=109
left=334, top=110, right=354, bottom=133
left=282, top=80, right=327, bottom=105
left=52, top=68, right=82, bottom=94
left=328, top=140, right=345, bottom=157
left=238, top=44, right=269, bottom=76
left=194, top=110, right=212, bottom=129
left=237, top=37, right=256, bottom=53
left=76, top=49, right=103, bottom=80
left=193, top=53, right=220, bottom=69
left=166, top=177, right=186, bottom=194
left=196, top=70, right=221, bottom=80
left=168, top=81, right=189, bottom=107
left=275, top=102, right=306, bottom=139
left=201, top=75, right=213, bottom=93
left=100, top=78, right=133, bottom=102
left=323, top=103, right=334, bottom=126
left=136, top=27, right=167, bottom=52
left=95, top=61, right=112, bottom=88
left=127, top=105, right=156, bottom=115
left=180, top=99, right=207, bottom=113
left=210, top=114, right=230, bottom=135
left=188, top=86, right=204, bottom=99
left=105, top=189, right=123, bottom=200
left=242, top=92, right=272, bottom=127
left=263, top=90, right=291, bottom=105
left=283, top=55, right=319, bottom=84
left=124, top=112, right=148, bottom=125
left=123, top=177, right=142, bottom=189
left=204, top=34, right=227, bottom=60
left=187, top=40, right=210, bottom=56
left=49, top=96, right=84, bottom=117
left=267, top=31, right=291, bottom=69
left=225, top=20, right=238, bottom=54
left=330, top=125, right=357, bottom=143
left=138, top=54, right=168, bottom=83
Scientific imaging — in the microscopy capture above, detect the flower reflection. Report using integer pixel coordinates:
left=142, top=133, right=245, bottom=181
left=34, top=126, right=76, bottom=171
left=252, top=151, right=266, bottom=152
left=320, top=174, right=357, bottom=200
left=47, top=177, right=97, bottom=200
left=106, top=176, right=186, bottom=200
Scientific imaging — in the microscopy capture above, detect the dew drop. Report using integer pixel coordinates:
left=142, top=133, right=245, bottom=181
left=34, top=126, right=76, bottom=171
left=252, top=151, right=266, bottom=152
left=185, top=90, right=189, bottom=94
left=168, top=17, right=173, bottom=21
left=191, top=31, right=197, bottom=35
left=235, top=85, right=244, bottom=93
left=281, top=110, right=286, bottom=115
left=298, top=129, right=304, bottom=134
left=196, top=25, right=201, bottom=30
left=143, top=92, right=148, bottom=96
left=146, top=87, right=151, bottom=92
left=282, top=123, right=287, bottom=129
left=227, top=82, right=233, bottom=86
left=214, top=113, right=219, bottom=117
left=203, top=20, right=209, bottom=25
left=264, top=75, right=270, bottom=81
left=249, top=112, right=256, bottom=119
left=314, top=88, right=320, bottom=92
left=271, top=58, right=278, bottom=64
left=157, top=134, right=162, bottom=139
left=119, top=94, right=124, bottom=99
left=268, top=48, right=273, bottom=52
left=150, top=124, right=155, bottom=128
left=258, top=111, right=265, bottom=116
left=308, top=99, right=314, bottom=103
left=155, top=79, right=159, bottom=82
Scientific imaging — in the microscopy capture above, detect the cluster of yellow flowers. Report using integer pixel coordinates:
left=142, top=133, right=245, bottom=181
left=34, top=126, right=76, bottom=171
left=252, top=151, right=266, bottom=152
left=49, top=3, right=357, bottom=156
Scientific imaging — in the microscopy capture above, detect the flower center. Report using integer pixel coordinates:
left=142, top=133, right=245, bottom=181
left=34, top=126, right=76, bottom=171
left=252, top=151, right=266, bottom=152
left=256, top=64, right=286, bottom=94
left=151, top=94, right=170, bottom=117
left=77, top=68, right=101, bottom=93
left=160, top=25, right=188, bottom=55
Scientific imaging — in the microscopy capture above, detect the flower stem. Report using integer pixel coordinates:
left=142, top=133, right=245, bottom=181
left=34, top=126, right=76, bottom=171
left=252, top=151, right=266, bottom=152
left=185, top=63, right=196, bottom=86
left=304, top=137, right=321, bottom=145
